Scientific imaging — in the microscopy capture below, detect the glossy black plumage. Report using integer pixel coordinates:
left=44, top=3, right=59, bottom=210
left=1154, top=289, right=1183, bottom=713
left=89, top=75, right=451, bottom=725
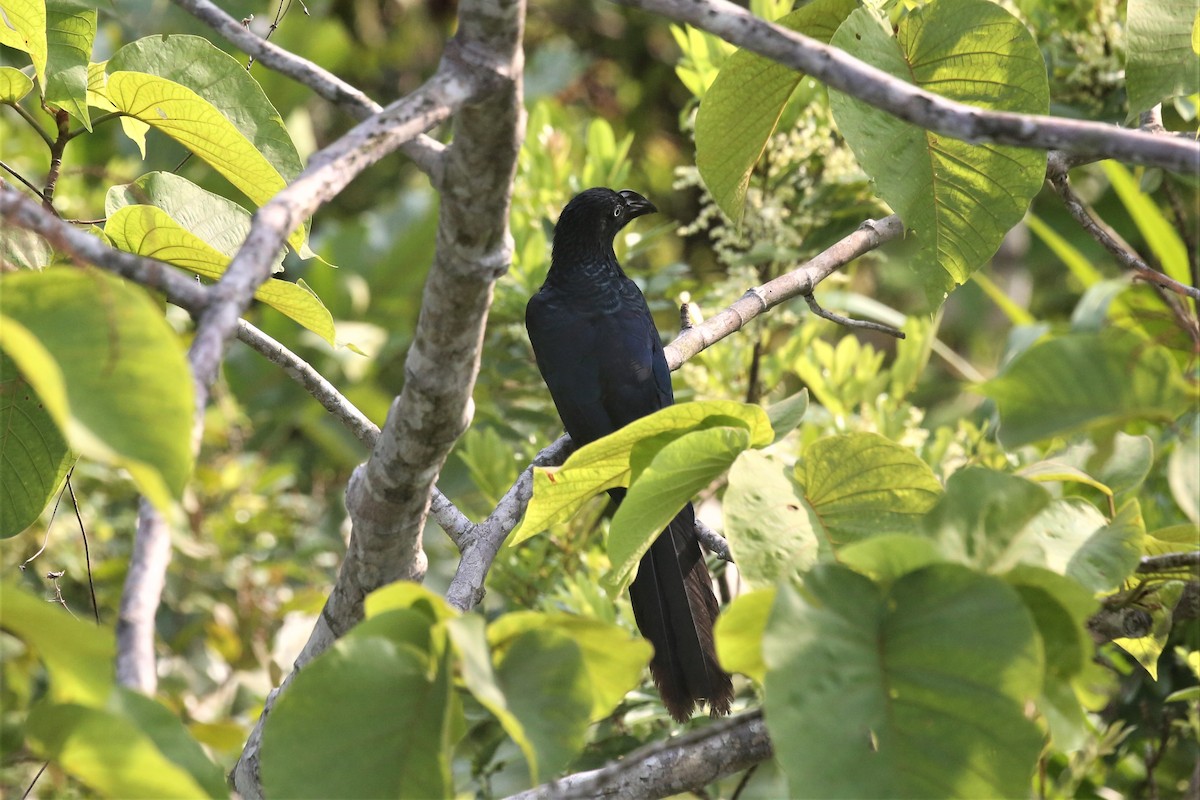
left=526, top=187, right=733, bottom=722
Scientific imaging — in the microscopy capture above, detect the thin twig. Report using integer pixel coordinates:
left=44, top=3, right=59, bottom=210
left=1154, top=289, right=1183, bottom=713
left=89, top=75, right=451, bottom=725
left=6, top=101, right=55, bottom=148
left=20, top=762, right=48, bottom=800
left=19, top=471, right=71, bottom=571
left=1046, top=167, right=1200, bottom=303
left=803, top=292, right=906, bottom=338
left=41, top=109, right=70, bottom=212
left=695, top=518, right=732, bottom=562
left=66, top=472, right=100, bottom=625
left=1138, top=551, right=1200, bottom=574
left=0, top=160, right=47, bottom=199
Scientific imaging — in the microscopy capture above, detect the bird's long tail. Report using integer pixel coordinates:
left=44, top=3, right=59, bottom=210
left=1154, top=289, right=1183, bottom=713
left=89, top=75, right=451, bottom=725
left=626, top=502, right=734, bottom=722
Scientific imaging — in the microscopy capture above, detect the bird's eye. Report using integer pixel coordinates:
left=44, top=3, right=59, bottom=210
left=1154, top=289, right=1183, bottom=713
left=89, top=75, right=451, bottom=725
left=613, top=206, right=622, bottom=217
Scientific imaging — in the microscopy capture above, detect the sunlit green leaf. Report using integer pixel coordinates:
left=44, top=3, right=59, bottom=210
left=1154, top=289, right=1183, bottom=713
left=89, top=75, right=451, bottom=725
left=797, top=432, right=943, bottom=545
left=1023, top=498, right=1145, bottom=593
left=512, top=400, right=772, bottom=545
left=1126, top=0, right=1200, bottom=118
left=0, top=65, right=33, bottom=102
left=0, top=582, right=113, bottom=706
left=829, top=0, right=1049, bottom=305
left=104, top=205, right=334, bottom=345
left=1101, top=161, right=1190, bottom=285
left=764, top=565, right=1043, bottom=797
left=1114, top=581, right=1185, bottom=680
left=1169, top=423, right=1199, bottom=524
left=981, top=328, right=1196, bottom=447
left=0, top=0, right=47, bottom=85
left=723, top=450, right=820, bottom=588
left=714, top=587, right=775, bottom=684
left=0, top=269, right=194, bottom=511
left=605, top=425, right=751, bottom=595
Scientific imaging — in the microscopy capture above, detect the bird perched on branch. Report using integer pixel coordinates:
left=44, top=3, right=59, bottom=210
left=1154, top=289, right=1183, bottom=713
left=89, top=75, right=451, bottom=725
left=525, top=187, right=734, bottom=722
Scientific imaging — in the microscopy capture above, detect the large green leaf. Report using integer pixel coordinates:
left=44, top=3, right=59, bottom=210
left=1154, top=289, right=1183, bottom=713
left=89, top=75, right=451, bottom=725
left=447, top=614, right=593, bottom=783
left=0, top=582, right=113, bottom=706
left=261, top=619, right=454, bottom=799
left=922, top=467, right=1051, bottom=573
left=796, top=431, right=943, bottom=545
left=723, top=450, right=820, bottom=588
left=0, top=65, right=34, bottom=102
left=511, top=400, right=772, bottom=545
left=44, top=0, right=94, bottom=128
left=1022, top=498, right=1145, bottom=593
left=487, top=612, right=651, bottom=720
left=0, top=350, right=72, bottom=538
left=1169, top=423, right=1199, bottom=524
left=828, top=0, right=1049, bottom=305
left=1126, top=0, right=1200, bottom=118
left=107, top=35, right=303, bottom=183
left=102, top=71, right=305, bottom=253
left=980, top=328, right=1196, bottom=447
left=764, top=564, right=1043, bottom=798
left=714, top=587, right=775, bottom=684
left=104, top=205, right=334, bottom=345
left=605, top=425, right=752, bottom=595
left=0, top=269, right=194, bottom=511
left=694, top=0, right=857, bottom=222
left=0, top=0, right=47, bottom=85
left=27, top=703, right=219, bottom=799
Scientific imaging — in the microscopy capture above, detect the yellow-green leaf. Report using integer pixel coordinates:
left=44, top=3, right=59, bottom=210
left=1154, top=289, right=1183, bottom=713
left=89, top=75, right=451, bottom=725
left=0, top=0, right=47, bottom=86
left=0, top=269, right=194, bottom=511
left=104, top=71, right=304, bottom=252
left=44, top=1, right=95, bottom=129
left=104, top=205, right=334, bottom=345
left=0, top=65, right=33, bottom=102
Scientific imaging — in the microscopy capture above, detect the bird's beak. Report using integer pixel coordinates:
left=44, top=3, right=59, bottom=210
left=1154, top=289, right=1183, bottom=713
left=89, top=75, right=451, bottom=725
left=618, top=189, right=657, bottom=219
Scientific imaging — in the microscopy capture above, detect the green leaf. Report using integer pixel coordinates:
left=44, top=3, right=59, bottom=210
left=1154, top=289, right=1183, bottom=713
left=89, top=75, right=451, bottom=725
left=0, top=269, right=194, bottom=511
left=0, top=65, right=34, bottom=102
left=0, top=218, right=51, bottom=270
left=1093, top=432, right=1155, bottom=498
left=0, top=350, right=72, bottom=538
left=0, top=582, right=113, bottom=706
left=1101, top=161, right=1190, bottom=285
left=261, top=624, right=454, bottom=799
left=797, top=432, right=943, bottom=545
left=106, top=688, right=228, bottom=798
left=1017, top=460, right=1113, bottom=501
left=0, top=0, right=47, bottom=86
left=512, top=400, right=772, bottom=545
left=828, top=1, right=1049, bottom=305
left=723, top=450, right=820, bottom=588
left=714, top=587, right=775, bottom=684
left=605, top=425, right=751, bottom=595
left=104, top=205, right=335, bottom=345
left=922, top=468, right=1051, bottom=573
left=487, top=612, right=651, bottom=721
left=103, top=71, right=305, bottom=253
left=107, top=35, right=303, bottom=182
left=27, top=703, right=218, bottom=799
left=1023, top=498, right=1145, bottom=593
left=106, top=172, right=285, bottom=273
left=980, top=328, right=1196, bottom=447
left=838, top=533, right=949, bottom=587
left=1169, top=424, right=1199, bottom=524
left=1126, top=0, right=1200, bottom=118
left=44, top=0, right=95, bottom=129
left=493, top=627, right=592, bottom=780
left=694, top=0, right=857, bottom=221
left=765, top=388, right=808, bottom=443
left=763, top=565, right=1043, bottom=798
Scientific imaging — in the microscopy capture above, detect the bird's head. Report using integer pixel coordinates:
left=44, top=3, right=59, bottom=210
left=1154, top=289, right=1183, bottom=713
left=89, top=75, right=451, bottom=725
left=551, top=188, right=657, bottom=265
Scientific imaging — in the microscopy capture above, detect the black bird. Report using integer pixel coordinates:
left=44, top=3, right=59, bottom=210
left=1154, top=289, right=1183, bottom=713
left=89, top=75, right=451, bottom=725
left=525, top=187, right=734, bottom=722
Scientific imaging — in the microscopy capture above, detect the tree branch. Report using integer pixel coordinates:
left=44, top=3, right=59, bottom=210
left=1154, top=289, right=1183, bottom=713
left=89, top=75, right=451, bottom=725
left=1045, top=161, right=1200, bottom=303
left=508, top=709, right=771, bottom=800
left=616, top=0, right=1200, bottom=173
left=170, top=0, right=446, bottom=182
left=231, top=1, right=525, bottom=793
left=114, top=499, right=173, bottom=693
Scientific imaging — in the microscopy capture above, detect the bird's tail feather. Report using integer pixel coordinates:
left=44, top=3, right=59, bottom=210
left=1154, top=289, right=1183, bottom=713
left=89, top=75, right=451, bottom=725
left=627, top=503, right=733, bottom=722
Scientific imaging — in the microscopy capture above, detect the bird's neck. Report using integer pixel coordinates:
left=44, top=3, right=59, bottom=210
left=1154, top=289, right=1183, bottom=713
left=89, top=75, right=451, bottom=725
left=546, top=242, right=627, bottom=291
